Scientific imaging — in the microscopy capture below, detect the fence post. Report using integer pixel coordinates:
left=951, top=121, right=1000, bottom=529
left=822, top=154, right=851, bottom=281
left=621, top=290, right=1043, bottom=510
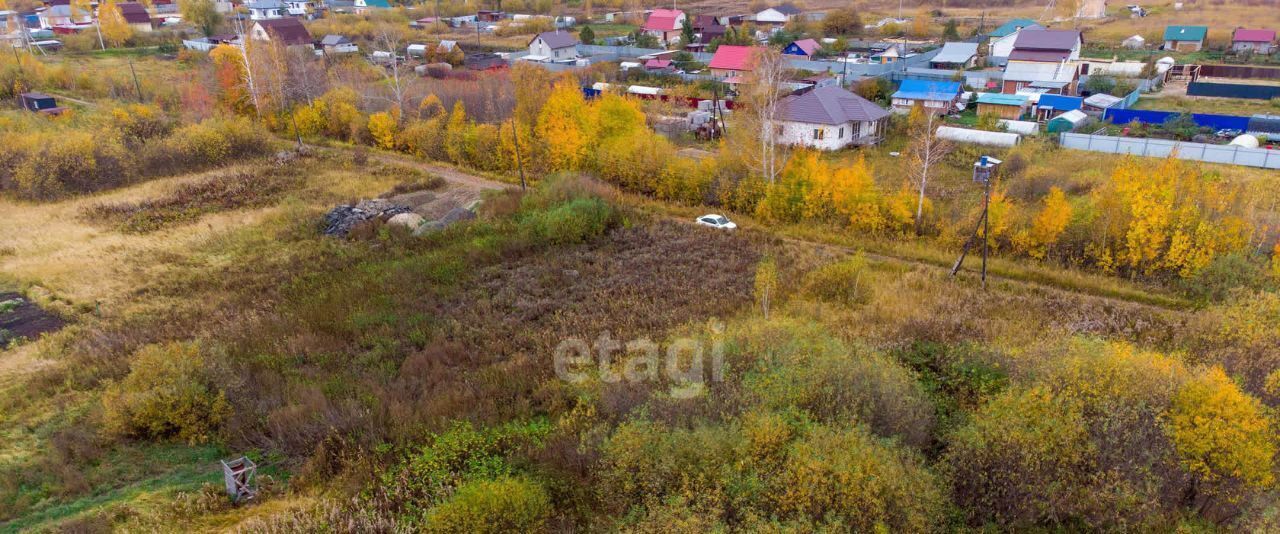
left=1143, top=137, right=1150, bottom=156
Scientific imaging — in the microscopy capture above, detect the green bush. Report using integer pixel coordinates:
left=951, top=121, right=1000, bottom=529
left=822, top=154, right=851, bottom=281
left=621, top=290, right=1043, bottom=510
left=520, top=197, right=619, bottom=245
left=423, top=477, right=552, bottom=533
left=101, top=341, right=230, bottom=444
left=801, top=253, right=873, bottom=306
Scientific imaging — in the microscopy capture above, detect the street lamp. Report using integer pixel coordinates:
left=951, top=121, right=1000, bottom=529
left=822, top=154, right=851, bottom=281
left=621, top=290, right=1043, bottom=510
left=950, top=155, right=1002, bottom=290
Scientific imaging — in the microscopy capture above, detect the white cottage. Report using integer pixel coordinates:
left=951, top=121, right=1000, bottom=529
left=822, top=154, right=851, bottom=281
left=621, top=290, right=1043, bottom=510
left=771, top=86, right=890, bottom=150
left=526, top=31, right=578, bottom=61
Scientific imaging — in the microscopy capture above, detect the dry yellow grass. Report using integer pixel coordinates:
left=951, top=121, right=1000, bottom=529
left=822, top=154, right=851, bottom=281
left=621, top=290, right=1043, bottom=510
left=0, top=158, right=411, bottom=312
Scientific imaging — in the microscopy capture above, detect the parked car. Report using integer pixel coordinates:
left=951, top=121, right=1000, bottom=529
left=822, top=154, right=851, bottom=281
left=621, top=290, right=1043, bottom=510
left=1216, top=128, right=1243, bottom=138
left=695, top=214, right=737, bottom=230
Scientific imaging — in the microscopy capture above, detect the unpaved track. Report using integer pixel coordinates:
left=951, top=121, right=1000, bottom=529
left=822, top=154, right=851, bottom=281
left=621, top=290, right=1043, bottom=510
left=354, top=148, right=1188, bottom=315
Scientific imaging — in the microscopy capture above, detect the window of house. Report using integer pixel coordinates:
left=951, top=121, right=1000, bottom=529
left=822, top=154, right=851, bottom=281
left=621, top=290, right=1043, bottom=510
left=839, top=127, right=844, bottom=139
left=813, top=129, right=824, bottom=140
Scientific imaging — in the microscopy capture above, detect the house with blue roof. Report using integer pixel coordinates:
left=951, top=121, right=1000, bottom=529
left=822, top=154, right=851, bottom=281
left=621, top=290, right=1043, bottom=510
left=990, top=18, right=1039, bottom=39
left=891, top=79, right=963, bottom=114
left=1164, top=25, right=1208, bottom=51
left=355, top=0, right=390, bottom=12
left=1034, top=94, right=1083, bottom=120
left=976, top=92, right=1029, bottom=119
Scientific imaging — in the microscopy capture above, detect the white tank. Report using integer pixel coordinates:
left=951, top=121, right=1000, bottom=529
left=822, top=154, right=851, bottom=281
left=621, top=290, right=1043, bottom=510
left=1228, top=134, right=1260, bottom=148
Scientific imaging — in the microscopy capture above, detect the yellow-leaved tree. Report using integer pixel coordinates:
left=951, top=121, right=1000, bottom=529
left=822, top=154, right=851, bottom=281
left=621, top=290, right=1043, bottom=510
left=444, top=101, right=469, bottom=164
left=98, top=0, right=134, bottom=47
left=1015, top=187, right=1073, bottom=259
left=1168, top=366, right=1276, bottom=499
left=537, top=80, right=594, bottom=172
left=758, top=150, right=821, bottom=223
left=368, top=111, right=398, bottom=150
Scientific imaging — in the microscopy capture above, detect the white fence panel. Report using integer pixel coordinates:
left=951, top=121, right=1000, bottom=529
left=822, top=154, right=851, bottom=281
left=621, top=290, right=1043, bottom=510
left=1059, top=132, right=1280, bottom=169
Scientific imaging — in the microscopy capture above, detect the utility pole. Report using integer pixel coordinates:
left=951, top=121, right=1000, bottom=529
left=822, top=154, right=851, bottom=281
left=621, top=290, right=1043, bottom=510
left=950, top=156, right=1002, bottom=290
left=128, top=59, right=143, bottom=102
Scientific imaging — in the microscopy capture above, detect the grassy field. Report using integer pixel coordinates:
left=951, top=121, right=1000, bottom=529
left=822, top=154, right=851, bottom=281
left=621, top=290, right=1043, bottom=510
left=1136, top=93, right=1280, bottom=116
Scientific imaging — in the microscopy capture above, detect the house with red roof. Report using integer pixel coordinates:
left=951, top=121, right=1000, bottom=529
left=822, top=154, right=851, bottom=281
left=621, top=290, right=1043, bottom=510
left=644, top=58, right=673, bottom=72
left=642, top=8, right=686, bottom=47
left=1232, top=29, right=1276, bottom=54
left=708, top=45, right=757, bottom=78
left=781, top=38, right=819, bottom=60
left=772, top=85, right=890, bottom=149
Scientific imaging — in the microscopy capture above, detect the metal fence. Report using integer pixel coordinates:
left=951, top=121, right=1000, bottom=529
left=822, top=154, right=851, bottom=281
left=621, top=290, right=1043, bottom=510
left=182, top=39, right=217, bottom=52
left=1059, top=132, right=1280, bottom=169
left=1187, top=81, right=1280, bottom=100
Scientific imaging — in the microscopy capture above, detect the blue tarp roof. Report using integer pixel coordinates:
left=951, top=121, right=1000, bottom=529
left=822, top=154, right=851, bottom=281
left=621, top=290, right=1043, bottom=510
left=977, top=93, right=1029, bottom=106
left=990, top=18, right=1039, bottom=38
left=1037, top=94, right=1082, bottom=111
left=1164, top=25, right=1207, bottom=42
left=892, top=79, right=962, bottom=101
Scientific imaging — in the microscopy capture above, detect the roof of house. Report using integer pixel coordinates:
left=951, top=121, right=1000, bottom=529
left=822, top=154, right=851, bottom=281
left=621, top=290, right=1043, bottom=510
left=1037, top=93, right=1082, bottom=111
left=116, top=2, right=151, bottom=24
left=931, top=42, right=979, bottom=64
left=1083, top=93, right=1122, bottom=108
left=256, top=17, right=312, bottom=45
left=977, top=93, right=1029, bottom=106
left=1123, top=34, right=1145, bottom=42
left=362, top=0, right=391, bottom=7
left=1013, top=29, right=1081, bottom=51
left=644, top=58, right=672, bottom=68
left=785, top=38, right=819, bottom=56
left=1232, top=28, right=1276, bottom=42
left=777, top=85, right=889, bottom=125
left=990, top=18, right=1039, bottom=38
left=1008, top=50, right=1072, bottom=61
left=1164, top=25, right=1207, bottom=42
left=1004, top=60, right=1076, bottom=83
left=247, top=0, right=286, bottom=9
left=320, top=34, right=350, bottom=45
left=892, top=79, right=962, bottom=101
left=773, top=4, right=802, bottom=15
left=708, top=45, right=756, bottom=71
left=643, top=8, right=684, bottom=31
left=530, top=30, right=578, bottom=49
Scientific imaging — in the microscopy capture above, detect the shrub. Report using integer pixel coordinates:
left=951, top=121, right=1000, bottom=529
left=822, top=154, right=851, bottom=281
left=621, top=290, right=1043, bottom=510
left=423, top=477, right=552, bottom=533
left=10, top=131, right=132, bottom=200
left=520, top=197, right=619, bottom=245
left=801, top=253, right=872, bottom=306
left=142, top=117, right=271, bottom=176
left=101, top=341, right=230, bottom=444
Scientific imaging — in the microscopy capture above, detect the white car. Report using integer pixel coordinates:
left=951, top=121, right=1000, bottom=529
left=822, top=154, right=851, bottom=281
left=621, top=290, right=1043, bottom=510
left=695, top=214, right=737, bottom=230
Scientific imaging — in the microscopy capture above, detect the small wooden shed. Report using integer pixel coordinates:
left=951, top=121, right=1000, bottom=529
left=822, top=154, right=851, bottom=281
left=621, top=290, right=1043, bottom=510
left=975, top=93, right=1029, bottom=120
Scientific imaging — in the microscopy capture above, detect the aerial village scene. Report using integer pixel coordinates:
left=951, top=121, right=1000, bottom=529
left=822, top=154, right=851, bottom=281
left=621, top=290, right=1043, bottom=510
left=3, top=0, right=1280, bottom=531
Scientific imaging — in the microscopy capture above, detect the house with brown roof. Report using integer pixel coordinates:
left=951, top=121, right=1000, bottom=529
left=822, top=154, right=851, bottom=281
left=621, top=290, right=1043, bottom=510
left=642, top=8, right=686, bottom=47
left=250, top=17, right=313, bottom=47
left=1232, top=29, right=1276, bottom=54
left=1001, top=29, right=1083, bottom=95
left=771, top=85, right=890, bottom=149
left=116, top=2, right=153, bottom=32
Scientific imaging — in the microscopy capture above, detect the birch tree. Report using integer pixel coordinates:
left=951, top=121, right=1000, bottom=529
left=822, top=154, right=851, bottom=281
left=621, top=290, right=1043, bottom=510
left=741, top=47, right=789, bottom=184
left=373, top=28, right=412, bottom=115
left=905, top=107, right=952, bottom=234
